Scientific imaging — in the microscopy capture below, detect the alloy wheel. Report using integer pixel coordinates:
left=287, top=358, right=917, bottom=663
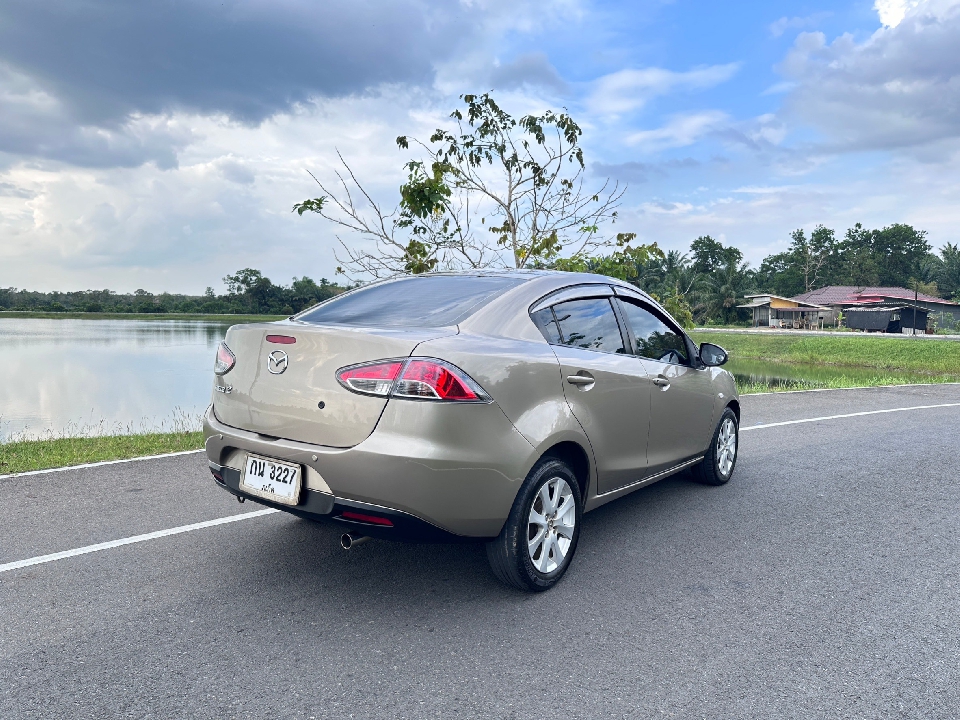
left=527, top=477, right=576, bottom=574
left=716, top=417, right=737, bottom=477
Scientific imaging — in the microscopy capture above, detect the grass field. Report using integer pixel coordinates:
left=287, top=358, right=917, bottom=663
left=0, top=431, right=204, bottom=476
left=692, top=331, right=960, bottom=374
left=693, top=330, right=960, bottom=393
left=0, top=311, right=286, bottom=322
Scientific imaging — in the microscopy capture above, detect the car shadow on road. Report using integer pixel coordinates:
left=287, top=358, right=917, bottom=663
left=207, top=468, right=733, bottom=617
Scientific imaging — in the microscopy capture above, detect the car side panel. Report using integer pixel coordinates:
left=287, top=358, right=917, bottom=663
left=642, top=359, right=718, bottom=471
left=412, top=333, right=584, bottom=448
left=412, top=332, right=599, bottom=493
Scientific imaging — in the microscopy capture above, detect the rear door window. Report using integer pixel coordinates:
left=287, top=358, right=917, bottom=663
left=618, top=300, right=688, bottom=365
left=297, top=275, right=525, bottom=327
left=549, top=298, right=626, bottom=354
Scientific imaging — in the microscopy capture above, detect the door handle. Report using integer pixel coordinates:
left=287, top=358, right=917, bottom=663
left=652, top=377, right=670, bottom=388
left=567, top=375, right=594, bottom=385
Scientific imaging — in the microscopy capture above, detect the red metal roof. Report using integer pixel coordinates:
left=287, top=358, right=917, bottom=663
left=792, top=286, right=956, bottom=306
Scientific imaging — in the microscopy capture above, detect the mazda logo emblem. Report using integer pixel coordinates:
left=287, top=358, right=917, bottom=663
left=267, top=350, right=289, bottom=375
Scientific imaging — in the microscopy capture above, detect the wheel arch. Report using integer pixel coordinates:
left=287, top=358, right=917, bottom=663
left=726, top=398, right=741, bottom=422
left=539, top=440, right=591, bottom=502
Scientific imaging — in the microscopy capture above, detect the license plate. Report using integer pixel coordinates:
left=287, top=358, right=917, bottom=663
left=240, top=453, right=301, bottom=505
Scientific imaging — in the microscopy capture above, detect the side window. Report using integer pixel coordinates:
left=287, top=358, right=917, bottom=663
left=550, top=298, right=626, bottom=354
left=619, top=300, right=688, bottom=365
left=531, top=308, right=562, bottom=344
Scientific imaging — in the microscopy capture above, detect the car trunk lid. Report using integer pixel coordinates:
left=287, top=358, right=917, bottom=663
left=213, top=322, right=453, bottom=447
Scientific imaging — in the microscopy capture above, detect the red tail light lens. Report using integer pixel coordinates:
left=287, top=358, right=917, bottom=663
left=214, top=341, right=236, bottom=376
left=266, top=334, right=296, bottom=344
left=395, top=360, right=487, bottom=401
left=336, top=358, right=491, bottom=402
left=336, top=360, right=403, bottom=396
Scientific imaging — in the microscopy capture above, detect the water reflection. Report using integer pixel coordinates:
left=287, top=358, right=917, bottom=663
left=0, top=318, right=236, bottom=440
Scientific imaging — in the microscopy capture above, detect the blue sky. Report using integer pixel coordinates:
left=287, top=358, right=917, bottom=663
left=1, top=0, right=958, bottom=292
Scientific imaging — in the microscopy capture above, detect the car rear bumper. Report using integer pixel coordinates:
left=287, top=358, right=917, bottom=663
left=208, top=461, right=462, bottom=542
left=203, top=400, right=537, bottom=540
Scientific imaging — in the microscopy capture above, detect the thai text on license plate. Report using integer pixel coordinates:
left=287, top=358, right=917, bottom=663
left=241, top=453, right=301, bottom=504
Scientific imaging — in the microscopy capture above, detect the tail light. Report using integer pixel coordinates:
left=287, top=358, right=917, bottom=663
left=336, top=358, right=491, bottom=402
left=337, top=360, right=403, bottom=396
left=214, top=341, right=236, bottom=375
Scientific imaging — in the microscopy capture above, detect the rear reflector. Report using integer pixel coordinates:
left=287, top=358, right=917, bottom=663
left=341, top=511, right=394, bottom=526
left=336, top=361, right=404, bottom=396
left=214, top=341, right=236, bottom=376
left=266, top=335, right=296, bottom=344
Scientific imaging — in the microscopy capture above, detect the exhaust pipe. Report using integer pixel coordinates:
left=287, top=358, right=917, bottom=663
left=340, top=532, right=370, bottom=550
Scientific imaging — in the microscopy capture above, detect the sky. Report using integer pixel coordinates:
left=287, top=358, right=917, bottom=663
left=1, top=0, right=959, bottom=293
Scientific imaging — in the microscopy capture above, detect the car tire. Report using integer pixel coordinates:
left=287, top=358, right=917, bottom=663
left=486, top=457, right=583, bottom=592
left=692, top=407, right=739, bottom=486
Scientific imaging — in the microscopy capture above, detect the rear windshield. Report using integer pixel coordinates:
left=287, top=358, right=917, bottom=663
left=297, top=275, right=527, bottom=327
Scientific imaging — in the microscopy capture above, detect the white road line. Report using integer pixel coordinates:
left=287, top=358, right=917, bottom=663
left=0, top=449, right=204, bottom=481
left=741, top=402, right=960, bottom=431
left=0, top=508, right=278, bottom=574
left=4, top=399, right=959, bottom=575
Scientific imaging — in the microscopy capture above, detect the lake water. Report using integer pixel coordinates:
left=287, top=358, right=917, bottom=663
left=0, top=318, right=947, bottom=441
left=0, top=318, right=232, bottom=441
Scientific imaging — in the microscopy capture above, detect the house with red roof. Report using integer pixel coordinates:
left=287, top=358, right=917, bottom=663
left=739, top=286, right=959, bottom=331
left=792, top=286, right=960, bottom=329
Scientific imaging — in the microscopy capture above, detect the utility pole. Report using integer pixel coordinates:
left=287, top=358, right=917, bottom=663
left=913, top=281, right=918, bottom=336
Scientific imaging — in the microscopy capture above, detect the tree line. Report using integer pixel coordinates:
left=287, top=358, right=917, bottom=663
left=0, top=271, right=347, bottom=316
left=3, top=231, right=957, bottom=326
left=581, top=230, right=960, bottom=328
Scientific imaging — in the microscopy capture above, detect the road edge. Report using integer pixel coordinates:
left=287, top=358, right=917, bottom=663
left=0, top=448, right=205, bottom=481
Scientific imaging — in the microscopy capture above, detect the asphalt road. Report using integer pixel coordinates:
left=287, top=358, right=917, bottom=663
left=2, top=384, right=959, bottom=719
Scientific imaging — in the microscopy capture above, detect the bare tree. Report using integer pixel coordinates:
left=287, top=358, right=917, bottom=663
left=293, top=154, right=500, bottom=281
left=295, top=93, right=631, bottom=280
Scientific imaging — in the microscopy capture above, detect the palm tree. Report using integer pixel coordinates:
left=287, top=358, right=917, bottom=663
left=696, top=261, right=754, bottom=325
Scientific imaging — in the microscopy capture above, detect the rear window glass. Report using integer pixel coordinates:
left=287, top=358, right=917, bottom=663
left=297, top=275, right=526, bottom=327
left=552, top=298, right=625, bottom=354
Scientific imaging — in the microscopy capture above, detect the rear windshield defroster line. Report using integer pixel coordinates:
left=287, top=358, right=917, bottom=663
left=297, top=275, right=527, bottom=328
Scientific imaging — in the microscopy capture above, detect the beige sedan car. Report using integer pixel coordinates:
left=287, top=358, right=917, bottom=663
left=204, top=271, right=739, bottom=591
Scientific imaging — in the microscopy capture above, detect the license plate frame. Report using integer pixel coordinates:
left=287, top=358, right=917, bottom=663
left=240, top=453, right=302, bottom=505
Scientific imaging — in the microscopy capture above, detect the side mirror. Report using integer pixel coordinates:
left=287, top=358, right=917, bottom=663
left=699, top=342, right=728, bottom=367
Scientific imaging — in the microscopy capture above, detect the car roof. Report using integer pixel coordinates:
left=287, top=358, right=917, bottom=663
left=457, top=271, right=663, bottom=340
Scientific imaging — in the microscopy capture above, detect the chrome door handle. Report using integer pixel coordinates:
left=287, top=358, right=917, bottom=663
left=567, top=375, right=594, bottom=385
left=652, top=377, right=670, bottom=387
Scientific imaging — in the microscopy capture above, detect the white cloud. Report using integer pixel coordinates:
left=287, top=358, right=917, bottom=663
left=617, top=159, right=960, bottom=266
left=0, top=89, right=448, bottom=292
left=769, top=13, right=832, bottom=38
left=626, top=111, right=728, bottom=151
left=874, top=0, right=921, bottom=26
left=587, top=63, right=739, bottom=116
left=778, top=1, right=960, bottom=154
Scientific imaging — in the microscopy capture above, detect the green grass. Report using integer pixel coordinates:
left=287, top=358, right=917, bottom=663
left=0, top=311, right=286, bottom=322
left=692, top=331, right=960, bottom=393
left=732, top=374, right=959, bottom=394
left=0, top=431, right=204, bottom=475
left=692, top=331, right=960, bottom=374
